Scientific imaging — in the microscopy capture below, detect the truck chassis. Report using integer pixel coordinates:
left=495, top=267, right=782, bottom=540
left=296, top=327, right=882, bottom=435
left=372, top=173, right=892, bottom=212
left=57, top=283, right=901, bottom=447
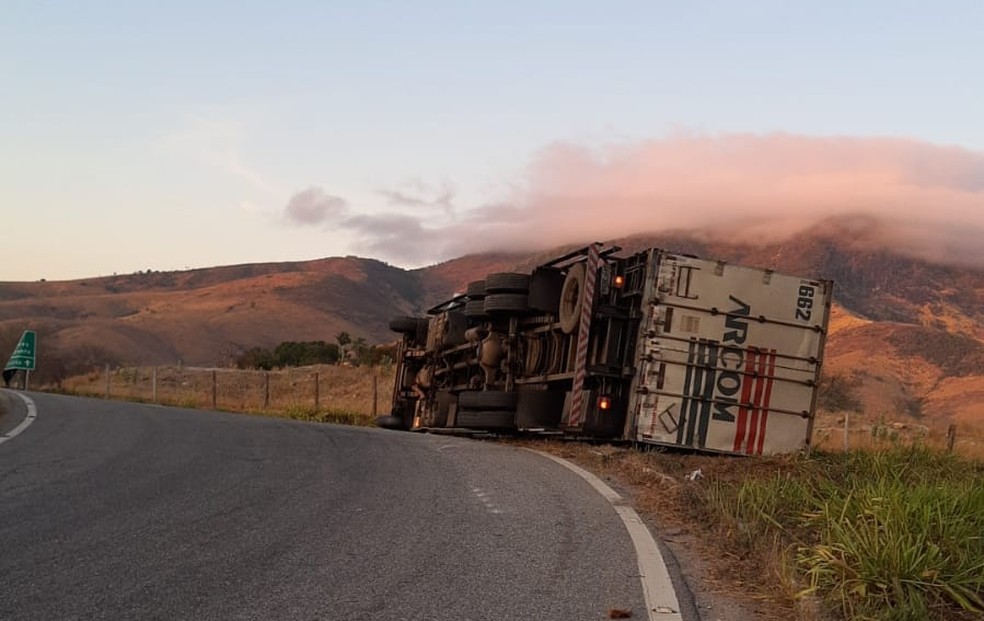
left=380, top=243, right=832, bottom=456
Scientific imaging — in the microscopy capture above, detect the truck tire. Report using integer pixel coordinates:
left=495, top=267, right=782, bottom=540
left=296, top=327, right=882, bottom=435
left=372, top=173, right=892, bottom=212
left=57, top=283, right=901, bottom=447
left=458, top=390, right=518, bottom=410
left=456, top=409, right=515, bottom=430
left=433, top=390, right=456, bottom=427
left=515, top=389, right=564, bottom=428
left=388, top=315, right=420, bottom=333
left=483, top=293, right=529, bottom=314
left=466, top=280, right=486, bottom=298
left=391, top=317, right=429, bottom=344
left=390, top=316, right=429, bottom=338
left=464, top=299, right=487, bottom=319
left=558, top=263, right=585, bottom=334
left=485, top=272, right=530, bottom=293
left=376, top=414, right=406, bottom=430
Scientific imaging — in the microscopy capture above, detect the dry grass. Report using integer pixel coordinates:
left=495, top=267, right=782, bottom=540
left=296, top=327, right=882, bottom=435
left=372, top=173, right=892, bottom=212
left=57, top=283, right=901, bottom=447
left=811, top=411, right=984, bottom=460
left=57, top=364, right=396, bottom=424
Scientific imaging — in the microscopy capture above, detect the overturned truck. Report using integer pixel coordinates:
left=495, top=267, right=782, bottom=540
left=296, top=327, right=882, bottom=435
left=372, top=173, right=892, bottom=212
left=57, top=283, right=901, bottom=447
left=379, top=244, right=833, bottom=456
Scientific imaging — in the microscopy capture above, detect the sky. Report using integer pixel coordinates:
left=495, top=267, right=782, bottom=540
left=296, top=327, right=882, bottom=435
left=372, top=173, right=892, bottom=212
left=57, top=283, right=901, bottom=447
left=2, top=1, right=983, bottom=281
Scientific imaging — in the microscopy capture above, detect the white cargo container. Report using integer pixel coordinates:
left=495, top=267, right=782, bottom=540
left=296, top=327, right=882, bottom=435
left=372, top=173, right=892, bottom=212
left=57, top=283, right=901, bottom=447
left=380, top=244, right=833, bottom=456
left=625, top=252, right=832, bottom=455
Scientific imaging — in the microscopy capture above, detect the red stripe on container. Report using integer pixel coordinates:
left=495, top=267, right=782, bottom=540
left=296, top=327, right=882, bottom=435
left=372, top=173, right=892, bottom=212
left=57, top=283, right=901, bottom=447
left=733, top=348, right=758, bottom=453
left=745, top=350, right=769, bottom=454
left=755, top=350, right=778, bottom=455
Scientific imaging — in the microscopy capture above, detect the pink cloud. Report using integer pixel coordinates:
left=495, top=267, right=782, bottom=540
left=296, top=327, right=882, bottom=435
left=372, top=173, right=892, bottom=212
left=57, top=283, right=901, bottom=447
left=300, top=133, right=984, bottom=267
left=438, top=133, right=984, bottom=265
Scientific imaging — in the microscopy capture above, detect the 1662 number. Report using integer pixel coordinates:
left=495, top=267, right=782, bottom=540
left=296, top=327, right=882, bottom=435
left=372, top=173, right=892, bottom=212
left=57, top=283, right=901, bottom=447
left=796, top=285, right=815, bottom=321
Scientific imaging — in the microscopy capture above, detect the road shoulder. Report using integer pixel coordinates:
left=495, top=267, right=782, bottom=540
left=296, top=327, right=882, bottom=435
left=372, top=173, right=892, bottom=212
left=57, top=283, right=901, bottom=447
left=529, top=449, right=685, bottom=621
left=514, top=440, right=793, bottom=621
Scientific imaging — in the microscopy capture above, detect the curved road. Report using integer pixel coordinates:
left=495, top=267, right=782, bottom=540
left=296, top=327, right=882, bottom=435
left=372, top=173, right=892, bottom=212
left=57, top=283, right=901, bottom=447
left=0, top=392, right=675, bottom=620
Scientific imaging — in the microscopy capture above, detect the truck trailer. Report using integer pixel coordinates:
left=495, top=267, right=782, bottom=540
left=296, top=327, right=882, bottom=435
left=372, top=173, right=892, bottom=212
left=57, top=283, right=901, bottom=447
left=378, top=243, right=833, bottom=456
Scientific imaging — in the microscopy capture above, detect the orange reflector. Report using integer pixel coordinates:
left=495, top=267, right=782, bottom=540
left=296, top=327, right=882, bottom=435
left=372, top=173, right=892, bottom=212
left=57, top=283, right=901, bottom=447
left=613, top=275, right=625, bottom=288
left=598, top=396, right=611, bottom=410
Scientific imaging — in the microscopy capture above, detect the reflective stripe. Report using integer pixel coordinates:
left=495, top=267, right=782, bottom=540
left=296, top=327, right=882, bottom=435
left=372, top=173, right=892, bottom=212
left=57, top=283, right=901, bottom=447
left=567, top=244, right=601, bottom=428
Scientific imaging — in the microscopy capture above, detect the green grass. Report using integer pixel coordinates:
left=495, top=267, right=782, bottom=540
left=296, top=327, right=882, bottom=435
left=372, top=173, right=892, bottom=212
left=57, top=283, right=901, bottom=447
left=702, top=447, right=984, bottom=620
left=278, top=404, right=376, bottom=427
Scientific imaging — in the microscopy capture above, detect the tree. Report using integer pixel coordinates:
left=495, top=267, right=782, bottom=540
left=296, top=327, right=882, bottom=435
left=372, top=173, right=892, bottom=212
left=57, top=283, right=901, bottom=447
left=236, top=347, right=277, bottom=370
left=236, top=341, right=340, bottom=369
left=349, top=336, right=370, bottom=365
left=818, top=373, right=863, bottom=413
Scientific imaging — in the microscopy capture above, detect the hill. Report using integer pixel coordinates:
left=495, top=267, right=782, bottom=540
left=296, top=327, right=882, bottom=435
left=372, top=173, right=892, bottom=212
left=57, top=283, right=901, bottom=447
left=2, top=217, right=983, bottom=425
left=0, top=253, right=523, bottom=376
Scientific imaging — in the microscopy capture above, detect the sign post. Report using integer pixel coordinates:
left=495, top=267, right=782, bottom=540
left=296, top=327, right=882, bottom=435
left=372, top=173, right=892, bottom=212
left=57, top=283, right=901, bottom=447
left=4, top=330, right=37, bottom=389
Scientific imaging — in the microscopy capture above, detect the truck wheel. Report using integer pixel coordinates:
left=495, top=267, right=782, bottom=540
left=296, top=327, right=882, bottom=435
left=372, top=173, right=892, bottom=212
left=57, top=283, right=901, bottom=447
left=558, top=263, right=585, bottom=334
left=433, top=390, right=456, bottom=427
left=464, top=299, right=487, bottom=319
left=456, top=409, right=516, bottom=430
left=466, top=280, right=487, bottom=298
left=375, top=414, right=406, bottom=430
left=516, top=389, right=564, bottom=428
left=458, top=390, right=518, bottom=410
left=389, top=315, right=430, bottom=340
left=483, top=293, right=529, bottom=314
left=389, top=316, right=417, bottom=333
left=485, top=272, right=530, bottom=293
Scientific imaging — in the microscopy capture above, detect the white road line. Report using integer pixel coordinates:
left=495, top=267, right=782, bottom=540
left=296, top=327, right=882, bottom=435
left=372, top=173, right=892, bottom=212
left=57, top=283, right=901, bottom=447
left=471, top=487, right=506, bottom=515
left=529, top=450, right=683, bottom=621
left=0, top=392, right=38, bottom=446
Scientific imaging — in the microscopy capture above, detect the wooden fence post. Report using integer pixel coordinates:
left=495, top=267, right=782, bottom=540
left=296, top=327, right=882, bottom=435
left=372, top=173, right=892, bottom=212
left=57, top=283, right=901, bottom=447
left=947, top=424, right=957, bottom=453
left=211, top=370, right=217, bottom=409
left=105, top=364, right=111, bottom=399
left=372, top=367, right=378, bottom=418
left=264, top=372, right=270, bottom=408
left=843, top=411, right=850, bottom=452
left=152, top=367, right=158, bottom=403
left=314, top=371, right=320, bottom=409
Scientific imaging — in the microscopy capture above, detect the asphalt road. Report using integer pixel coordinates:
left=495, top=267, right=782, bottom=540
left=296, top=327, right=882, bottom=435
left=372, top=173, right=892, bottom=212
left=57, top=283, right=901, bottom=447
left=0, top=392, right=655, bottom=620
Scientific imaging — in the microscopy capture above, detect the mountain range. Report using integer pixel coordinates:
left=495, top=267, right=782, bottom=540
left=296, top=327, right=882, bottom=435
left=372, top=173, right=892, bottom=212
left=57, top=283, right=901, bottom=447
left=2, top=217, right=982, bottom=424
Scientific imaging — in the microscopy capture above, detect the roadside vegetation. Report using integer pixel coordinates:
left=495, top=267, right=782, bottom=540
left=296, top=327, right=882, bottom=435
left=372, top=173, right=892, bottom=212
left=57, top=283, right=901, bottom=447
left=530, top=441, right=984, bottom=621
left=709, top=448, right=983, bottom=620
left=56, top=363, right=395, bottom=425
left=234, top=332, right=397, bottom=370
left=51, top=333, right=397, bottom=425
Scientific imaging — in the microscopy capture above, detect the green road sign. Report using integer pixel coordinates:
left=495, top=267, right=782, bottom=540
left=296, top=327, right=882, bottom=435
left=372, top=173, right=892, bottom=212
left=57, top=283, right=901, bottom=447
left=5, top=330, right=36, bottom=371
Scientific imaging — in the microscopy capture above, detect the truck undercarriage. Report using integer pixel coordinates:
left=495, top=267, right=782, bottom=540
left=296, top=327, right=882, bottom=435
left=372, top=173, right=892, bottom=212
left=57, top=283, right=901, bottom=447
left=379, top=243, right=832, bottom=456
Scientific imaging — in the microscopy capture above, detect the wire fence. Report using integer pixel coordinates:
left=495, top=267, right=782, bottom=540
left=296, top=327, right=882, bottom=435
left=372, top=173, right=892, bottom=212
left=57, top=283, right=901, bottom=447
left=812, top=414, right=984, bottom=459
left=60, top=364, right=396, bottom=422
